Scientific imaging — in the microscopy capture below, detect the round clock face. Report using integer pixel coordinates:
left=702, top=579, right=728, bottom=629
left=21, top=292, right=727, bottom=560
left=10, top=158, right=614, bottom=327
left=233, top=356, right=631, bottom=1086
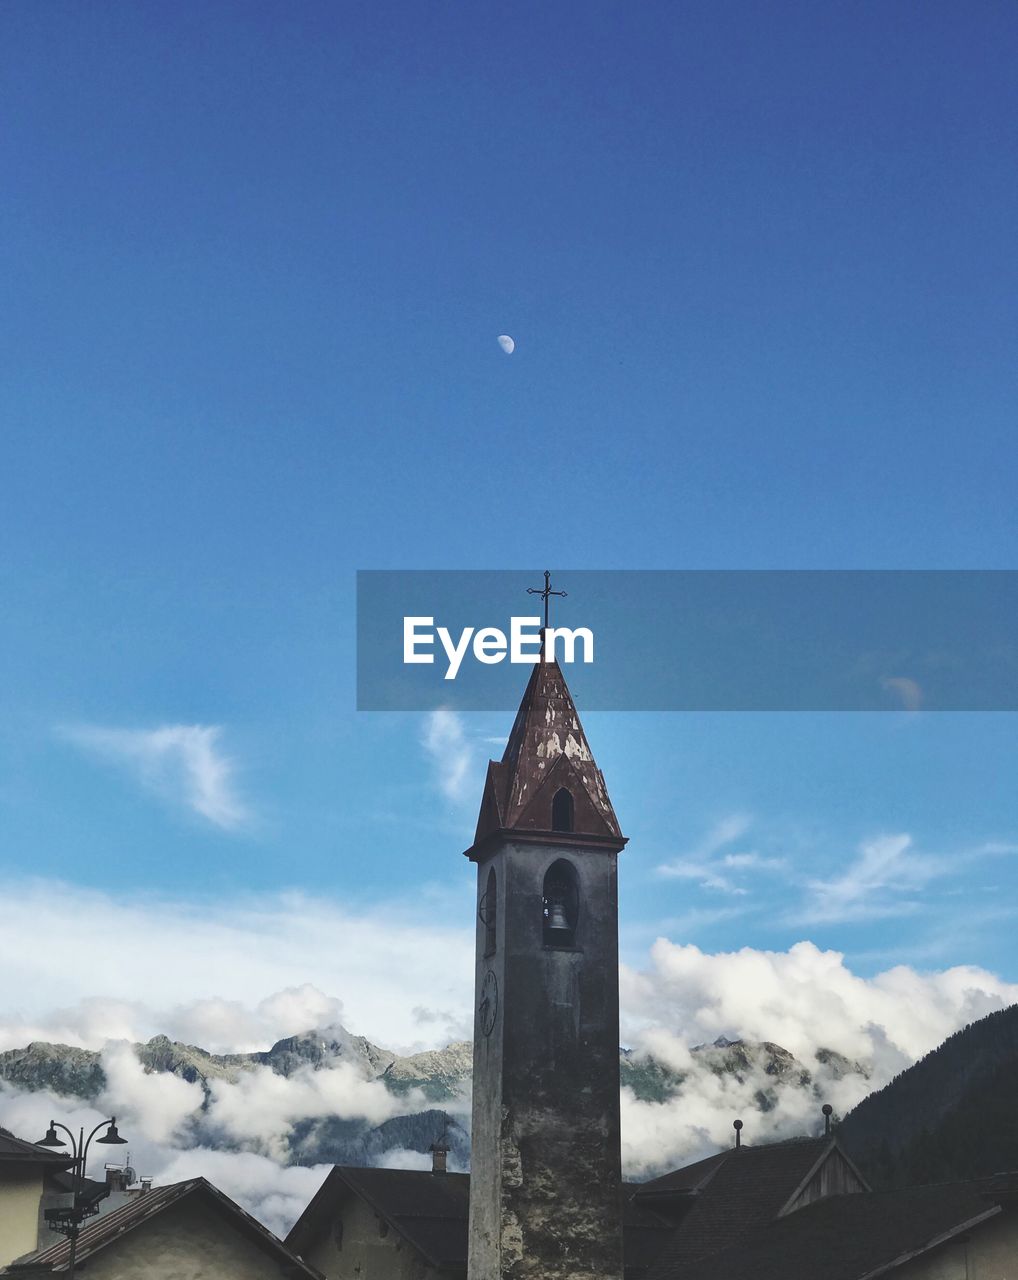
left=479, top=969, right=498, bottom=1037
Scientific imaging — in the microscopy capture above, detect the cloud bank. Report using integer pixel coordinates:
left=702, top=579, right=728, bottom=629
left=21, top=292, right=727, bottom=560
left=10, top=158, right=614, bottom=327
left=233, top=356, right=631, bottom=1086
left=0, top=878, right=474, bottom=1053
left=2, top=876, right=1018, bottom=1233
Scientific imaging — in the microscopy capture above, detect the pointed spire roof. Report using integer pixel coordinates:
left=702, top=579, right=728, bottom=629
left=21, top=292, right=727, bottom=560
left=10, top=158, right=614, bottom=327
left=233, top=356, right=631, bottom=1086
left=465, top=657, right=626, bottom=859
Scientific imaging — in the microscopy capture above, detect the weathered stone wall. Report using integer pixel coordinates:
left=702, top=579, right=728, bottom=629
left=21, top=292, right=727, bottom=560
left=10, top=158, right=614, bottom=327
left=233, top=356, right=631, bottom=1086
left=301, top=1194, right=442, bottom=1280
left=468, top=838, right=624, bottom=1280
left=468, top=847, right=508, bottom=1279
left=0, top=1167, right=45, bottom=1267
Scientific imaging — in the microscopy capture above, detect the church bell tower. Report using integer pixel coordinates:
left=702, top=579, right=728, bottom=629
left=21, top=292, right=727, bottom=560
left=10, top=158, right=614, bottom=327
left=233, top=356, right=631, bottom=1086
left=465, top=652, right=626, bottom=1279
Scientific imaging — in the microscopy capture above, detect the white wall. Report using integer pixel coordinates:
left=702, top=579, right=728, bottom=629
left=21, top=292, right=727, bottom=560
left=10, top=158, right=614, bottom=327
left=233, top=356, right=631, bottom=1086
left=0, top=1167, right=46, bottom=1267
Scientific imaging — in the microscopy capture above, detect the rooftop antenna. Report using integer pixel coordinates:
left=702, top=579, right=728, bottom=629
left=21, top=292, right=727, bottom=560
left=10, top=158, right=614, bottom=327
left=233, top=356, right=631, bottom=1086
left=822, top=1103, right=833, bottom=1136
left=733, top=1118, right=743, bottom=1149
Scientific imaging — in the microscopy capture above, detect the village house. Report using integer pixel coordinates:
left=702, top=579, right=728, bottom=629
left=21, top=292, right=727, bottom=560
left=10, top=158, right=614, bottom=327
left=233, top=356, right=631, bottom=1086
left=3, top=1175, right=323, bottom=1278
left=284, top=1134, right=1018, bottom=1280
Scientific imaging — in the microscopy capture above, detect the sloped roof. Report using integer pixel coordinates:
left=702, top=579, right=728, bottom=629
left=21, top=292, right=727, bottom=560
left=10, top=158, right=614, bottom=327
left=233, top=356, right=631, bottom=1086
left=9, top=1177, right=323, bottom=1277
left=667, top=1181, right=1003, bottom=1280
left=285, top=1147, right=1016, bottom=1280
left=340, top=1166, right=470, bottom=1268
left=286, top=1168, right=674, bottom=1278
left=288, top=1167, right=470, bottom=1271
left=644, top=1137, right=839, bottom=1277
left=635, top=1149, right=729, bottom=1198
left=0, top=1127, right=73, bottom=1168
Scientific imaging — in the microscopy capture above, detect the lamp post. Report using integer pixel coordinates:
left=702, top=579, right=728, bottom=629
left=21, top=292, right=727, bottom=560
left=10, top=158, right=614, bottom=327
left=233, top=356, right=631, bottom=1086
left=37, top=1116, right=128, bottom=1274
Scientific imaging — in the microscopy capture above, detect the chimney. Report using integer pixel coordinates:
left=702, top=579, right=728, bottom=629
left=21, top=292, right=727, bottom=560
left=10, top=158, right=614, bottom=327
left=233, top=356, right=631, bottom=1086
left=105, top=1165, right=127, bottom=1193
left=430, top=1140, right=449, bottom=1175
left=733, top=1119, right=743, bottom=1149
left=140, top=1177, right=153, bottom=1194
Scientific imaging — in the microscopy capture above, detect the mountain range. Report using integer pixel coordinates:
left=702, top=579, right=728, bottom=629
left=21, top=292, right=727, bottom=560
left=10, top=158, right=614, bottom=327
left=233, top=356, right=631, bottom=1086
left=0, top=1027, right=861, bottom=1170
left=3, top=1005, right=1016, bottom=1184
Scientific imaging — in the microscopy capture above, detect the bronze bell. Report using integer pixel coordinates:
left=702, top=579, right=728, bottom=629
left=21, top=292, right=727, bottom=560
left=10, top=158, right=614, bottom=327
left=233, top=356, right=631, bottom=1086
left=546, top=898, right=571, bottom=933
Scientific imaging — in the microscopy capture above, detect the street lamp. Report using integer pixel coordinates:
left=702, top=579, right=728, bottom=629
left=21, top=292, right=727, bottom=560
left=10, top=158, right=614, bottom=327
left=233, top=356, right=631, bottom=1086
left=37, top=1116, right=128, bottom=1274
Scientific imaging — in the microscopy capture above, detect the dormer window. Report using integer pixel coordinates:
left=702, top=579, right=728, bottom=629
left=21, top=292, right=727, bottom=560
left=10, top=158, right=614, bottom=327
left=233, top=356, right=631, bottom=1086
left=552, top=787, right=574, bottom=833
left=542, top=859, right=579, bottom=947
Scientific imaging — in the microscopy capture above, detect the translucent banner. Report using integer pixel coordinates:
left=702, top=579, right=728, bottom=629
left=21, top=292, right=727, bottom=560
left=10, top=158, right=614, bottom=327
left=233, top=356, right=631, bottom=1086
left=356, top=570, right=1018, bottom=712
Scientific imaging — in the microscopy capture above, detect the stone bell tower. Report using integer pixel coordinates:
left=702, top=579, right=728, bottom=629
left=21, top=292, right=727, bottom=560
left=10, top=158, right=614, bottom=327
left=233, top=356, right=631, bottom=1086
left=465, top=654, right=626, bottom=1280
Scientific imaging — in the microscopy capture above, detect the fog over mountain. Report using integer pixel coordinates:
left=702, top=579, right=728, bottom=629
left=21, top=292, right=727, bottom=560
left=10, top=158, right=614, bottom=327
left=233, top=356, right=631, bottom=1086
left=4, top=939, right=1018, bottom=1237
left=0, top=1021, right=885, bottom=1235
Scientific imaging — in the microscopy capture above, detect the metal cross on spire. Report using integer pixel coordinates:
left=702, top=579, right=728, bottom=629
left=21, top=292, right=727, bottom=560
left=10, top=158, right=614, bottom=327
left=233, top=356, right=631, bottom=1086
left=527, top=570, right=567, bottom=629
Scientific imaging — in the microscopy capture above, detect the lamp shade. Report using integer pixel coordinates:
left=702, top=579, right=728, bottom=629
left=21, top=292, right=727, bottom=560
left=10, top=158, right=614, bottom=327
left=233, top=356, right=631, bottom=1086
left=37, top=1123, right=66, bottom=1149
left=96, top=1118, right=128, bottom=1146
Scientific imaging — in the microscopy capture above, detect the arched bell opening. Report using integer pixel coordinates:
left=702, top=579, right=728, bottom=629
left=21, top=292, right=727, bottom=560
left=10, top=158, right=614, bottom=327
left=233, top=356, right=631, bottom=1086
left=480, top=867, right=496, bottom=956
left=551, top=787, right=574, bottom=833
left=542, top=858, right=579, bottom=948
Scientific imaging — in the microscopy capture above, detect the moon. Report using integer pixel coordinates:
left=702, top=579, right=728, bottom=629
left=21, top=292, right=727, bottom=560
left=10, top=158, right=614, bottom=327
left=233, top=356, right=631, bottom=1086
left=497, top=335, right=515, bottom=355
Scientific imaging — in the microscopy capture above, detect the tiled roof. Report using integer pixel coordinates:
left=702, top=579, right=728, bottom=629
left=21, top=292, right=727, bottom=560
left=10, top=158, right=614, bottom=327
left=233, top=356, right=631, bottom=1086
left=635, top=1149, right=729, bottom=1197
left=0, top=1127, right=74, bottom=1167
left=644, top=1137, right=835, bottom=1277
left=9, top=1177, right=323, bottom=1277
left=669, top=1181, right=1002, bottom=1280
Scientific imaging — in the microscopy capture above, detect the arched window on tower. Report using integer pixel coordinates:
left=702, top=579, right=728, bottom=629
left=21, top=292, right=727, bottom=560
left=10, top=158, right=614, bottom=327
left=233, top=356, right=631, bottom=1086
left=551, top=787, right=574, bottom=833
left=542, top=859, right=579, bottom=948
left=480, top=868, right=496, bottom=956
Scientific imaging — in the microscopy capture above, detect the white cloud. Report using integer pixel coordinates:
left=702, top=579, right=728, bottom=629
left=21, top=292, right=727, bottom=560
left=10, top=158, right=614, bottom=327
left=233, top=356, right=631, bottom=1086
left=422, top=709, right=474, bottom=803
left=0, top=879, right=474, bottom=1053
left=206, top=1061, right=415, bottom=1160
left=800, top=833, right=945, bottom=923
left=621, top=936, right=1018, bottom=1067
left=617, top=936, right=1018, bottom=1173
left=100, top=1042, right=203, bottom=1143
left=376, top=1146, right=432, bottom=1170
left=3, top=889, right=1018, bottom=1229
left=59, top=723, right=250, bottom=830
left=154, top=1148, right=331, bottom=1238
left=657, top=820, right=1009, bottom=927
left=657, top=815, right=783, bottom=894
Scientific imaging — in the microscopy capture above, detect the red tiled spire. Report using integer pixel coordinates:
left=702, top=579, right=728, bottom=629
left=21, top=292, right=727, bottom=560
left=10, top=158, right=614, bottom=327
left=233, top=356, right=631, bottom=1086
left=465, top=656, right=625, bottom=859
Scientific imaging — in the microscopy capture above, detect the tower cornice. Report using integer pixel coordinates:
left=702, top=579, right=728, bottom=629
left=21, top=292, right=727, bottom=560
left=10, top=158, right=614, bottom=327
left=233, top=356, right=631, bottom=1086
left=463, top=827, right=628, bottom=862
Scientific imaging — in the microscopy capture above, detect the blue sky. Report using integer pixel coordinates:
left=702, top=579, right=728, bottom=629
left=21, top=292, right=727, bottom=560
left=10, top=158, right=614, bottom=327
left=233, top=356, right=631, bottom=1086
left=2, top=2, right=1018, bottom=1045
